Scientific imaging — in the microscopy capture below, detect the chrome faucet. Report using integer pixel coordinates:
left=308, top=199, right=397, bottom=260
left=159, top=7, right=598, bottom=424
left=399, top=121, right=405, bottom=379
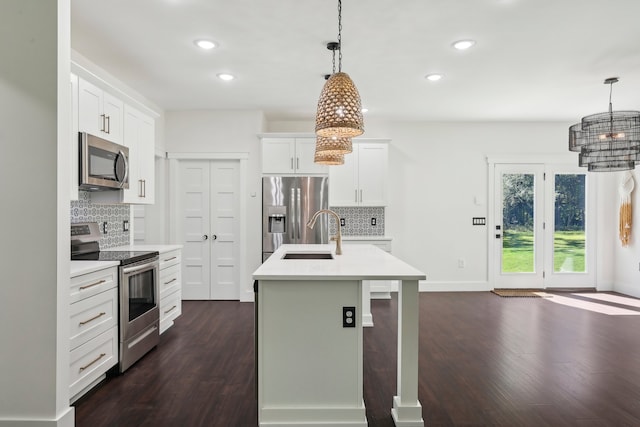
left=307, top=209, right=342, bottom=255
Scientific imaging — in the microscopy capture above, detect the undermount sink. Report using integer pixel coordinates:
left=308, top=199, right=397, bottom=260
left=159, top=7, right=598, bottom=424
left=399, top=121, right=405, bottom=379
left=282, top=252, right=334, bottom=260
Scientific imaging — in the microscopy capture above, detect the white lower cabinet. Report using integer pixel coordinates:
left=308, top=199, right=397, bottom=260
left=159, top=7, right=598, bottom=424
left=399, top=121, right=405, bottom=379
left=69, top=265, right=119, bottom=403
left=159, top=249, right=182, bottom=334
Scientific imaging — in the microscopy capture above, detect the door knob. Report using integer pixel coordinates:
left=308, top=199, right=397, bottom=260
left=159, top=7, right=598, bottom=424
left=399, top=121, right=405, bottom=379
left=203, top=234, right=208, bottom=240
left=211, top=234, right=217, bottom=240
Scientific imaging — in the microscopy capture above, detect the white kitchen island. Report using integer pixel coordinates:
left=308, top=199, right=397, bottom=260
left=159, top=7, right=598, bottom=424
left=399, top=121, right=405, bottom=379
left=253, top=244, right=426, bottom=427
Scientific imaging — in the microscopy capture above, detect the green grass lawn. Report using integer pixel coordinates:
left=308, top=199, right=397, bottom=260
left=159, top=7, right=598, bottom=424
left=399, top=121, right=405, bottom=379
left=502, top=230, right=585, bottom=273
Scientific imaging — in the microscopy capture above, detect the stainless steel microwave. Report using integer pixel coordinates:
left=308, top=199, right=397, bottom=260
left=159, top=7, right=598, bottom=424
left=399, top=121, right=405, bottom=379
left=79, top=132, right=129, bottom=191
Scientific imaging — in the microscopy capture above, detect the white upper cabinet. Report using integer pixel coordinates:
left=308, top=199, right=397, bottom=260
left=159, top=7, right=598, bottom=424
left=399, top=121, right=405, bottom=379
left=121, top=105, right=155, bottom=204
left=78, top=78, right=123, bottom=144
left=329, top=141, right=388, bottom=207
left=262, top=137, right=328, bottom=175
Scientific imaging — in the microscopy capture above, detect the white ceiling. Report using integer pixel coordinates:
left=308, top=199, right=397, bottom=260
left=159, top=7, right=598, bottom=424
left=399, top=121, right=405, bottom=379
left=71, top=0, right=640, bottom=123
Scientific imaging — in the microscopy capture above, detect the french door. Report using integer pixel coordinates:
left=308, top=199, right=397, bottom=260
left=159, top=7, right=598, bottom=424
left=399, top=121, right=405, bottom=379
left=177, top=160, right=241, bottom=300
left=493, top=163, right=595, bottom=289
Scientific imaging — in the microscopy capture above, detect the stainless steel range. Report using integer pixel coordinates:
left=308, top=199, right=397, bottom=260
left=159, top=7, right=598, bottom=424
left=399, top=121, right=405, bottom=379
left=71, top=222, right=160, bottom=373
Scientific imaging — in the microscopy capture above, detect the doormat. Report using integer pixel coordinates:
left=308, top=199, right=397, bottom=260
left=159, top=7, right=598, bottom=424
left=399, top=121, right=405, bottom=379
left=491, top=289, right=547, bottom=298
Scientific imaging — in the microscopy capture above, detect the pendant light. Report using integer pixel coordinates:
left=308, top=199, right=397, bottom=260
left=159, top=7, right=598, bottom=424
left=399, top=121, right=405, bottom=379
left=316, top=135, right=353, bottom=155
left=313, top=45, right=353, bottom=165
left=569, top=78, right=640, bottom=171
left=315, top=0, right=364, bottom=139
left=314, top=149, right=344, bottom=165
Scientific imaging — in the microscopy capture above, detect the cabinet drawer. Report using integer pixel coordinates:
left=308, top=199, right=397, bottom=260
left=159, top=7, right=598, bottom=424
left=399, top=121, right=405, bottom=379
left=159, top=263, right=180, bottom=298
left=160, top=290, right=181, bottom=334
left=70, top=267, right=117, bottom=304
left=70, top=288, right=118, bottom=350
left=160, top=250, right=181, bottom=270
left=69, top=325, right=118, bottom=399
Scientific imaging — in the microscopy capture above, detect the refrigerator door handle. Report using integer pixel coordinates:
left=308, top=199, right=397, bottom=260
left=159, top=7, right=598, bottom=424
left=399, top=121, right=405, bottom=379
left=290, top=187, right=296, bottom=240
left=296, top=187, right=301, bottom=240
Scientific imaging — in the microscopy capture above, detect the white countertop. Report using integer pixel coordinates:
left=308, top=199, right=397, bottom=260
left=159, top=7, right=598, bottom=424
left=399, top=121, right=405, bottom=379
left=253, top=244, right=425, bottom=281
left=342, top=236, right=392, bottom=241
left=105, top=244, right=183, bottom=253
left=70, top=260, right=119, bottom=277
left=70, top=244, right=182, bottom=277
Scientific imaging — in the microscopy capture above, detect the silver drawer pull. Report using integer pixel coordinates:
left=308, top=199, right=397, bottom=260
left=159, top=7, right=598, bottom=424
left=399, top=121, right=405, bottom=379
left=164, top=278, right=177, bottom=285
left=163, top=256, right=177, bottom=262
left=79, top=312, right=106, bottom=326
left=79, top=279, right=106, bottom=290
left=164, top=305, right=177, bottom=315
left=79, top=353, right=106, bottom=372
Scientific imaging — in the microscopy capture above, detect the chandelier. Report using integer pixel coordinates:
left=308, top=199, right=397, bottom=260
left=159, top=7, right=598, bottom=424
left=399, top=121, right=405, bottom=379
left=569, top=78, right=640, bottom=172
left=315, top=0, right=364, bottom=140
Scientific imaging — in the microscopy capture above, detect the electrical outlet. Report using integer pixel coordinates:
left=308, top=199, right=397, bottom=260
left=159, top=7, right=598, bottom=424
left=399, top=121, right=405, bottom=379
left=102, top=222, right=108, bottom=234
left=458, top=258, right=465, bottom=268
left=371, top=217, right=376, bottom=226
left=123, top=220, right=129, bottom=232
left=340, top=218, right=346, bottom=227
left=343, top=306, right=356, bottom=328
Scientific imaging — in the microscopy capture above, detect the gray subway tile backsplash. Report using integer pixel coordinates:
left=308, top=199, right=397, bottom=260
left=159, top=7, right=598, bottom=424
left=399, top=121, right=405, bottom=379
left=70, top=191, right=130, bottom=248
left=329, top=206, right=385, bottom=236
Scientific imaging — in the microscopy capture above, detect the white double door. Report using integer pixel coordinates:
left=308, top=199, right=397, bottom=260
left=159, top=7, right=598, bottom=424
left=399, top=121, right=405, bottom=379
left=493, top=163, right=596, bottom=289
left=177, top=160, right=240, bottom=300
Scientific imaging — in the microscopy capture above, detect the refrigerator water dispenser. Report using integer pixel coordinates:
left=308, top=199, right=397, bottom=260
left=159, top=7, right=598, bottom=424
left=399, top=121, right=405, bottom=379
left=266, top=206, right=287, bottom=234
left=268, top=214, right=286, bottom=233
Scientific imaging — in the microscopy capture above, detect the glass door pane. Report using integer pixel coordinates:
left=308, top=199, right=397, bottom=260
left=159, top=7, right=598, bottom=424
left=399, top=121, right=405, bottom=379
left=502, top=173, right=535, bottom=273
left=553, top=174, right=586, bottom=273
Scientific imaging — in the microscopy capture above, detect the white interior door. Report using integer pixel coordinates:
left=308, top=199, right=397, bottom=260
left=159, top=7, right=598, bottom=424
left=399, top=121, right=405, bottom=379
left=179, top=161, right=211, bottom=300
left=493, top=163, right=595, bottom=289
left=178, top=160, right=240, bottom=300
left=210, top=161, right=240, bottom=300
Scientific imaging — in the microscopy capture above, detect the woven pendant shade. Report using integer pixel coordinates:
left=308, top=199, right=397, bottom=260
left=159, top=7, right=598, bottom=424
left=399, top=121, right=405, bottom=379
left=315, top=136, right=352, bottom=155
left=314, top=148, right=344, bottom=165
left=315, top=72, right=364, bottom=138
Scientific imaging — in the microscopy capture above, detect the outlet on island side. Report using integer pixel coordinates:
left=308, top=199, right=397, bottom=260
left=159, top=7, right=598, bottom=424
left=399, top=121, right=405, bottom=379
left=343, top=306, right=356, bottom=328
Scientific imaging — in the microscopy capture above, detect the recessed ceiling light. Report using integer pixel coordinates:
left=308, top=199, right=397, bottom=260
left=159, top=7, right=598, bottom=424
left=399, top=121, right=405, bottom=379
left=195, top=39, right=217, bottom=50
left=425, top=73, right=443, bottom=82
left=217, top=73, right=235, bottom=81
left=452, top=40, right=476, bottom=50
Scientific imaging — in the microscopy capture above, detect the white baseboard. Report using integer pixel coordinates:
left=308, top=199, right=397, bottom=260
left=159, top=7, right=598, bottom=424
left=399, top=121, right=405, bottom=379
left=610, top=281, right=640, bottom=298
left=0, top=407, right=75, bottom=427
left=241, top=288, right=255, bottom=302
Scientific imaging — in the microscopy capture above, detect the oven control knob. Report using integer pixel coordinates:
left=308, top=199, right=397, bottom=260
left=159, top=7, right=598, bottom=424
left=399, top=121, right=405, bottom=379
left=203, top=234, right=208, bottom=240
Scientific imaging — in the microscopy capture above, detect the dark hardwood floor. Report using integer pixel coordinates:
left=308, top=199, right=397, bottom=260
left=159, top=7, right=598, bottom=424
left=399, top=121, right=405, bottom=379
left=75, top=293, right=640, bottom=426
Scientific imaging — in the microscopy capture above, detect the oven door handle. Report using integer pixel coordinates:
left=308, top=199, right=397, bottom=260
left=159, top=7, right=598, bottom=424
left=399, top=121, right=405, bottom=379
left=122, top=260, right=158, bottom=275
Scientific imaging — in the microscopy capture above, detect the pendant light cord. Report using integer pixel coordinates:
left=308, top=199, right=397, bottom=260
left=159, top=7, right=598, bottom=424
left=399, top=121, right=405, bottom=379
left=337, top=0, right=343, bottom=72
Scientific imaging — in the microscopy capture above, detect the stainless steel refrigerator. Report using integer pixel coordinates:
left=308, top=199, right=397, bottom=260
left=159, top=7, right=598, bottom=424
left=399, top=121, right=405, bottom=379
left=262, top=176, right=329, bottom=261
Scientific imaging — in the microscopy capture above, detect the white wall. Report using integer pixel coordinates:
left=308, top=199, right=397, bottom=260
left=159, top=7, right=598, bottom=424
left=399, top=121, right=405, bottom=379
left=612, top=170, right=640, bottom=297
left=270, top=119, right=618, bottom=291
left=0, top=1, right=74, bottom=425
left=164, top=110, right=265, bottom=301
